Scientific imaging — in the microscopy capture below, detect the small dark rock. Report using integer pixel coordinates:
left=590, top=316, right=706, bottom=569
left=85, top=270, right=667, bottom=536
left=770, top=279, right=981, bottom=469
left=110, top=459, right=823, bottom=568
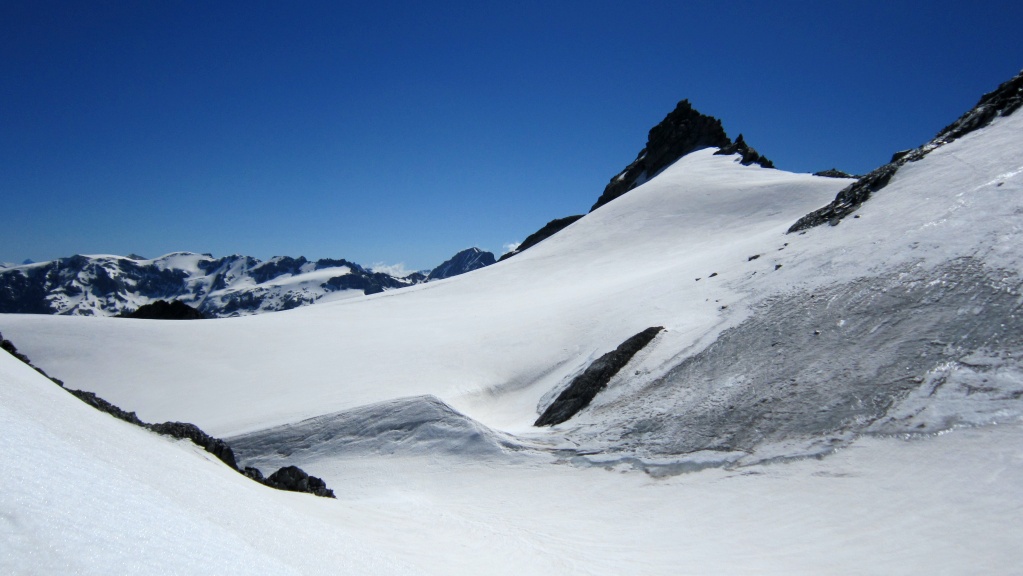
left=813, top=168, right=858, bottom=179
left=265, top=465, right=335, bottom=498
left=714, top=134, right=774, bottom=168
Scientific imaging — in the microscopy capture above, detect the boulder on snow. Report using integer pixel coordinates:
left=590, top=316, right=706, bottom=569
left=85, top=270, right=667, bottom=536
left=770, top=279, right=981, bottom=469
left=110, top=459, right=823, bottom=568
left=264, top=465, right=335, bottom=498
left=812, top=168, right=858, bottom=179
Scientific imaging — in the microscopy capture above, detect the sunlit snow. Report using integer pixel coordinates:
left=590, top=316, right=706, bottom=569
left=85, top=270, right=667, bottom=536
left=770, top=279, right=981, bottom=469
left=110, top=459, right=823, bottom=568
left=3, top=109, right=1023, bottom=574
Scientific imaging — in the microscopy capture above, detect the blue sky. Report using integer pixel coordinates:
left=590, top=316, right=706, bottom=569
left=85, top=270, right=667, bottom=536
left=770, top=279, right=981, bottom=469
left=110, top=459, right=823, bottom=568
left=2, top=1, right=1021, bottom=270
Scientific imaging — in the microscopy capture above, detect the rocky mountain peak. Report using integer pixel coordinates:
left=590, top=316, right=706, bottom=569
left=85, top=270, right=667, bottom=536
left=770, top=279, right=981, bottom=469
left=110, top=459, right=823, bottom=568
left=590, top=100, right=772, bottom=211
left=427, top=248, right=496, bottom=281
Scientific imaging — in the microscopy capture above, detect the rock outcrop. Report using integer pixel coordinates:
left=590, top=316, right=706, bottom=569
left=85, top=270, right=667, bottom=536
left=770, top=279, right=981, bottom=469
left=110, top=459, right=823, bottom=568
left=1, top=332, right=336, bottom=498
left=499, top=216, right=583, bottom=261
left=123, top=299, right=207, bottom=320
left=507, top=100, right=773, bottom=260
left=790, top=69, right=1023, bottom=232
left=713, top=134, right=774, bottom=168
left=591, top=100, right=772, bottom=212
left=535, top=327, right=664, bottom=426
left=812, top=168, right=858, bottom=179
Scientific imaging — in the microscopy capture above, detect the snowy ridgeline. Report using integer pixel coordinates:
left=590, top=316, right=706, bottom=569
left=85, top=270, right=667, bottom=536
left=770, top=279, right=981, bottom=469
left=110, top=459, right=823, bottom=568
left=0, top=247, right=495, bottom=318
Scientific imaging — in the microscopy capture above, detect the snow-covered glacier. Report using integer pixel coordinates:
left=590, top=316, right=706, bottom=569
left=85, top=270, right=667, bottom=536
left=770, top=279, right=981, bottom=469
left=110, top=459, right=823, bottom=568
left=3, top=72, right=1023, bottom=575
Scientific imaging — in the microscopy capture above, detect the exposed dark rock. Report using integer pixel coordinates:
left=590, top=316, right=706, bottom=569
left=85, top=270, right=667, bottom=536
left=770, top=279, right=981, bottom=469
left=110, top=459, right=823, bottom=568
left=591, top=100, right=733, bottom=212
left=790, top=69, right=1023, bottom=233
left=536, top=327, right=664, bottom=426
left=264, top=465, right=335, bottom=498
left=0, top=331, right=335, bottom=498
left=67, top=389, right=145, bottom=426
left=428, top=248, right=496, bottom=280
left=322, top=271, right=407, bottom=295
left=590, top=100, right=774, bottom=213
left=1, top=331, right=64, bottom=385
left=714, top=134, right=774, bottom=168
left=812, top=168, right=858, bottom=179
left=248, top=256, right=309, bottom=284
left=123, top=299, right=207, bottom=320
left=146, top=421, right=239, bottom=470
left=499, top=215, right=584, bottom=261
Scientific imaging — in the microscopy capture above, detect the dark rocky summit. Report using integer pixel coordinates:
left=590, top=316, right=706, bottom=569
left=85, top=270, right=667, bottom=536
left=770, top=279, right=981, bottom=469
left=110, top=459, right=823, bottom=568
left=507, top=100, right=773, bottom=260
left=790, top=69, right=1023, bottom=232
left=123, top=299, right=207, bottom=320
left=427, top=247, right=496, bottom=280
left=536, top=327, right=664, bottom=426
left=499, top=216, right=583, bottom=261
left=1, top=332, right=335, bottom=498
left=590, top=100, right=772, bottom=212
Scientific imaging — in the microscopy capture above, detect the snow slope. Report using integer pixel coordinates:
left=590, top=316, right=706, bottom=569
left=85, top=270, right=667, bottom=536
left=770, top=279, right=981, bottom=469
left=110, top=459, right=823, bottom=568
left=3, top=83, right=1023, bottom=574
left=0, top=151, right=850, bottom=436
left=0, top=351, right=416, bottom=575
left=4, top=350, right=1022, bottom=575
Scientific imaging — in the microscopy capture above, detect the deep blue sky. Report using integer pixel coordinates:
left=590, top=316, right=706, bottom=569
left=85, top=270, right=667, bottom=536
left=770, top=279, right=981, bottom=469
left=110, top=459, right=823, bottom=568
left=3, top=1, right=1021, bottom=270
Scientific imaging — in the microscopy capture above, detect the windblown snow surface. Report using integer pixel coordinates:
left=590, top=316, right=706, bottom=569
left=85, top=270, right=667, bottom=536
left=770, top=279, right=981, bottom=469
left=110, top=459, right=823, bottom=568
left=3, top=109, right=1023, bottom=574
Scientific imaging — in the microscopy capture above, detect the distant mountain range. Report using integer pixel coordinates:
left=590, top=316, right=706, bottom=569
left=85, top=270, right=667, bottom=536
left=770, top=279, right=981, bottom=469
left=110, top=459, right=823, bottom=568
left=0, top=247, right=494, bottom=318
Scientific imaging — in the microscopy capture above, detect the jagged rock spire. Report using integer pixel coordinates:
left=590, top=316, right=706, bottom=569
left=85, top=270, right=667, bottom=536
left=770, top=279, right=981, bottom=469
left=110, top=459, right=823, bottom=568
left=590, top=100, right=772, bottom=212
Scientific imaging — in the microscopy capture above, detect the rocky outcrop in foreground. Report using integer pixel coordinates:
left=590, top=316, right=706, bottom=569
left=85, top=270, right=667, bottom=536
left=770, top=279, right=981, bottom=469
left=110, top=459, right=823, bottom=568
left=1, top=332, right=334, bottom=498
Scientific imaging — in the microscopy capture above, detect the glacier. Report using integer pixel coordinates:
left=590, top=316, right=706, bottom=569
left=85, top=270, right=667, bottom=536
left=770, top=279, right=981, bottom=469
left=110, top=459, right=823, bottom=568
left=2, top=73, right=1023, bottom=574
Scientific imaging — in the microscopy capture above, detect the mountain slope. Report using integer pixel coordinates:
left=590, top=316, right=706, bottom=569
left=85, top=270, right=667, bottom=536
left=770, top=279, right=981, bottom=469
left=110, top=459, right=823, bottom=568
left=0, top=350, right=413, bottom=575
left=0, top=150, right=849, bottom=437
left=4, top=71, right=1023, bottom=574
left=4, top=85, right=1021, bottom=453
